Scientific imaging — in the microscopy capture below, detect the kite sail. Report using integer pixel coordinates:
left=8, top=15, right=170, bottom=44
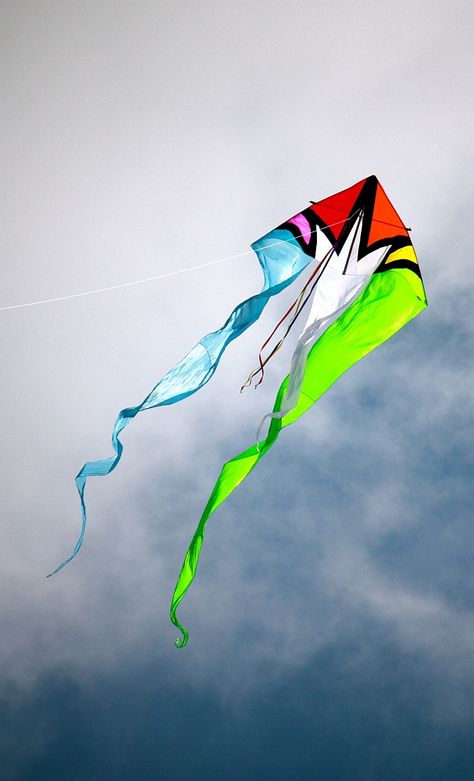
left=170, top=175, right=427, bottom=647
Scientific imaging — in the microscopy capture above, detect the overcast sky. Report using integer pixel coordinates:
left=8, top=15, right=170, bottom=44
left=1, top=1, right=474, bottom=779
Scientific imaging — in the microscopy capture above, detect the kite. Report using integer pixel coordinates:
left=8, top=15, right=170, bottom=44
left=50, top=175, right=427, bottom=649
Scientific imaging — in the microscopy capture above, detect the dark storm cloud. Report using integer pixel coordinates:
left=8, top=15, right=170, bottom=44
left=3, top=632, right=474, bottom=781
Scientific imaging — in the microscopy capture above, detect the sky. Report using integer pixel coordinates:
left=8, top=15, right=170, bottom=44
left=1, top=1, right=474, bottom=779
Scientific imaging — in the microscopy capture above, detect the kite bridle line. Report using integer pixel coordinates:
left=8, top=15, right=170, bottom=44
left=241, top=208, right=365, bottom=391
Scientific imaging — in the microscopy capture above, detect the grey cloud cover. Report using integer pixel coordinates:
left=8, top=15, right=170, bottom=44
left=1, top=1, right=474, bottom=779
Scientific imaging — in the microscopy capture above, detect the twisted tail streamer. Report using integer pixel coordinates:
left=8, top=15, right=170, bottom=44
left=48, top=228, right=317, bottom=576
left=170, top=175, right=427, bottom=647
left=171, top=265, right=427, bottom=647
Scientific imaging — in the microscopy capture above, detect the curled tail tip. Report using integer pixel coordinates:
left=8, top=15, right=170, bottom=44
left=46, top=563, right=63, bottom=578
left=171, top=613, right=189, bottom=648
left=46, top=550, right=78, bottom=578
left=175, top=630, right=189, bottom=649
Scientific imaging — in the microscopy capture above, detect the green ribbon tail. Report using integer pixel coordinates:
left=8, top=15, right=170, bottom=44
left=170, top=268, right=427, bottom=647
left=170, top=382, right=288, bottom=648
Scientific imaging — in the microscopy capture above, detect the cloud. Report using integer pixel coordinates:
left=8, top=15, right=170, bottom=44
left=1, top=1, right=474, bottom=778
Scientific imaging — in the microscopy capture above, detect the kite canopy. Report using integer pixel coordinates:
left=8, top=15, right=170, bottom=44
left=50, top=174, right=426, bottom=650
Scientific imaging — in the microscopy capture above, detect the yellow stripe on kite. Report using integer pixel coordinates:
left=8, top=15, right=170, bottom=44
left=385, top=244, right=419, bottom=266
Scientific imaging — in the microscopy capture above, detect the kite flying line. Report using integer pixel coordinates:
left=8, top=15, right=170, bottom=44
left=0, top=252, right=252, bottom=312
left=0, top=213, right=409, bottom=313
